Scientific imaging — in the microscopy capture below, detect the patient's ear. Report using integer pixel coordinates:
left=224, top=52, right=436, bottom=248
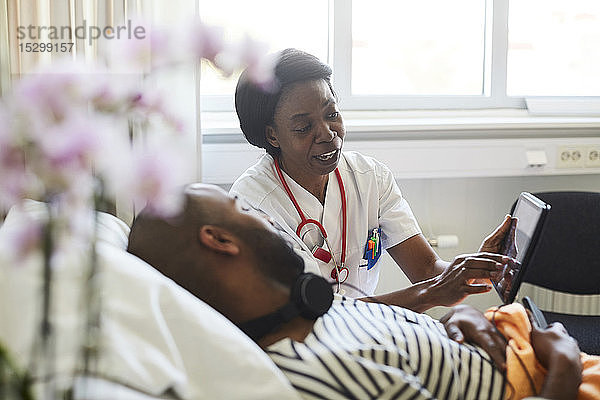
left=265, top=125, right=280, bottom=149
left=198, top=225, right=240, bottom=256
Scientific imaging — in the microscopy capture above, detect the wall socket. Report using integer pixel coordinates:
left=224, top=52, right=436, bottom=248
left=585, top=146, right=600, bottom=168
left=557, top=146, right=585, bottom=168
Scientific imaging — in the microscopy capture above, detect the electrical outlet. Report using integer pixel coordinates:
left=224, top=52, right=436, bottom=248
left=585, top=146, right=600, bottom=168
left=556, top=146, right=586, bottom=168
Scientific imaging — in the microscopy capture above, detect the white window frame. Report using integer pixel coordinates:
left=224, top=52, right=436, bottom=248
left=333, top=0, right=527, bottom=110
left=201, top=0, right=599, bottom=113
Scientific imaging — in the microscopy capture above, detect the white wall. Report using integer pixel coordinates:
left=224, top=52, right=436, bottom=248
left=376, top=174, right=600, bottom=319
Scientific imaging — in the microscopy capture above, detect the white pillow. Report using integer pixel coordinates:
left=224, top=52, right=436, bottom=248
left=0, top=202, right=301, bottom=400
left=0, top=199, right=130, bottom=249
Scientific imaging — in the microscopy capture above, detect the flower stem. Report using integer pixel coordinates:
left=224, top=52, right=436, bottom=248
left=40, top=202, right=56, bottom=398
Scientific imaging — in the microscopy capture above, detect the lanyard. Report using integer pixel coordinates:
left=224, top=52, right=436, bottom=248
left=273, top=158, right=348, bottom=286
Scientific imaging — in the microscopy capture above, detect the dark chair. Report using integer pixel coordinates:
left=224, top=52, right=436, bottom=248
left=515, top=191, right=600, bottom=355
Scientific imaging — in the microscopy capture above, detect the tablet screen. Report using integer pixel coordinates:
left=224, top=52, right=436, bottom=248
left=492, top=193, right=550, bottom=304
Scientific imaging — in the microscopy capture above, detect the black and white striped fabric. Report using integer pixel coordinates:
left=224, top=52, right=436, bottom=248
left=267, top=297, right=505, bottom=400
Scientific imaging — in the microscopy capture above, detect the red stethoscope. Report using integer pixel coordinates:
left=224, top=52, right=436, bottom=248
left=274, top=157, right=348, bottom=292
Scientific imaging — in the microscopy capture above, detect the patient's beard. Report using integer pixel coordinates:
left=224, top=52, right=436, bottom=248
left=237, top=227, right=305, bottom=289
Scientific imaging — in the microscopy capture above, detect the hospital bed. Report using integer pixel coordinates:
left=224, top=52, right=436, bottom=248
left=0, top=200, right=301, bottom=400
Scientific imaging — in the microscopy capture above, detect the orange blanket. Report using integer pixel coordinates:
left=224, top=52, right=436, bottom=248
left=484, top=303, right=600, bottom=400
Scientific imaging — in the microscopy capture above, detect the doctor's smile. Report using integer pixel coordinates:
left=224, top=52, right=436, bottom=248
left=315, top=149, right=338, bottom=162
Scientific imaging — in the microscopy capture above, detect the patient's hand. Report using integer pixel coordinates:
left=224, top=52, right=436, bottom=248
left=529, top=317, right=582, bottom=400
left=440, top=304, right=507, bottom=371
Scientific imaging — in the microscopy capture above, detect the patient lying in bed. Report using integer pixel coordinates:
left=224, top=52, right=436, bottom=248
left=0, top=200, right=300, bottom=400
left=127, top=183, right=598, bottom=400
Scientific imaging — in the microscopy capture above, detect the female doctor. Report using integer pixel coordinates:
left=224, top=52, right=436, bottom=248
left=230, top=48, right=512, bottom=312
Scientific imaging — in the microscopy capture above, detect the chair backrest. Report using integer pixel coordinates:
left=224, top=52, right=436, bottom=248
left=517, top=191, right=600, bottom=295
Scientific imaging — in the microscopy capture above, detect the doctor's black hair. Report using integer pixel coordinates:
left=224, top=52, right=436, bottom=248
left=235, top=48, right=336, bottom=157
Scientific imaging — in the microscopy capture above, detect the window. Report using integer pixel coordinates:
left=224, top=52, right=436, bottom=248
left=352, top=0, right=486, bottom=96
left=507, top=0, right=600, bottom=96
left=195, top=0, right=600, bottom=112
left=197, top=0, right=329, bottom=110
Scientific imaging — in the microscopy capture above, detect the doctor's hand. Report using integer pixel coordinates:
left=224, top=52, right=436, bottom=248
left=426, top=253, right=509, bottom=307
left=440, top=304, right=507, bottom=371
left=479, top=215, right=516, bottom=254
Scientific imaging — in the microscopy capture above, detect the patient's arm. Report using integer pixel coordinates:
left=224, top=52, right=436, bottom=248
left=530, top=320, right=582, bottom=400
left=439, top=304, right=507, bottom=371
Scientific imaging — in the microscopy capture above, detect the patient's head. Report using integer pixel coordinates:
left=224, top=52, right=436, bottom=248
left=127, top=184, right=304, bottom=317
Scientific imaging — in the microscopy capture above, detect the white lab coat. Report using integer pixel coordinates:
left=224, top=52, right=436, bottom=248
left=230, top=151, right=421, bottom=298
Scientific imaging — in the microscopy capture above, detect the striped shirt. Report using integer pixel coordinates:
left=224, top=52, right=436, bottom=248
left=267, top=298, right=505, bottom=400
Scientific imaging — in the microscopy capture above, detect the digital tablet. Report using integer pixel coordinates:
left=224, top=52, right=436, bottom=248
left=492, top=192, right=551, bottom=304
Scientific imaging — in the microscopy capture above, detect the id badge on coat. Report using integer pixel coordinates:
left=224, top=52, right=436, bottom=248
left=361, top=227, right=382, bottom=270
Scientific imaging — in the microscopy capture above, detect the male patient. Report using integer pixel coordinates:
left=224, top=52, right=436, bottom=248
left=127, top=184, right=583, bottom=400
